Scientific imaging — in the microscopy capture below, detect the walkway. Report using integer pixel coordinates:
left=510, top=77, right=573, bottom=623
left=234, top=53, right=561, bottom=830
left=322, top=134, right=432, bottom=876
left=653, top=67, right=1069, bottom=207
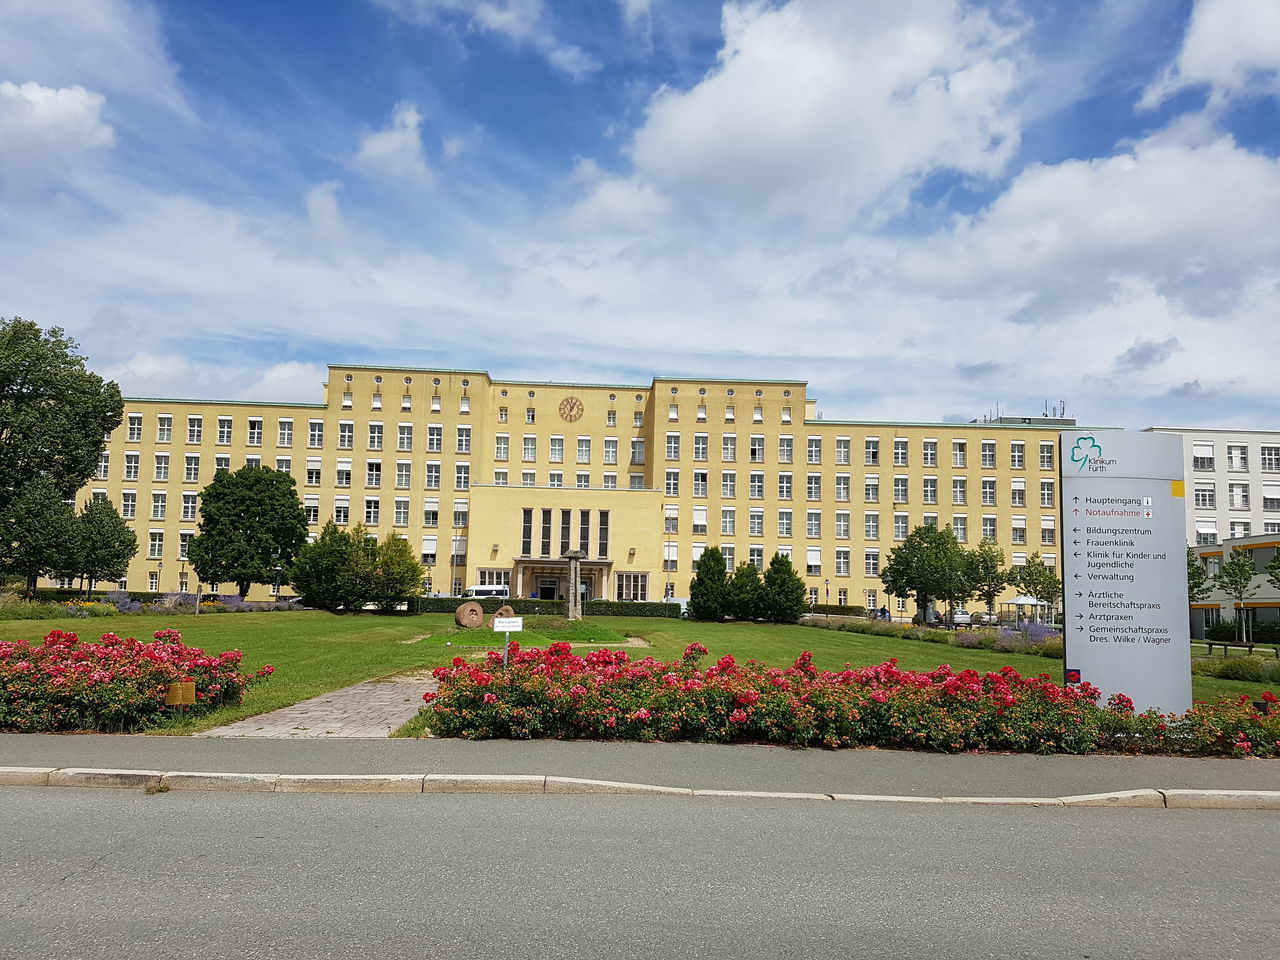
left=196, top=672, right=436, bottom=739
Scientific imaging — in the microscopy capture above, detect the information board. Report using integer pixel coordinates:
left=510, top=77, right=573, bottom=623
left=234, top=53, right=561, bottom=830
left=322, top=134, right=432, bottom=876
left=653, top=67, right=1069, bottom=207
left=492, top=616, right=524, bottom=633
left=1060, top=431, right=1191, bottom=714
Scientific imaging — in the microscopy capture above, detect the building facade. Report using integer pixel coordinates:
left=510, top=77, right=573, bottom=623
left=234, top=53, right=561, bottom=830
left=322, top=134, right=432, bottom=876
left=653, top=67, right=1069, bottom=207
left=58, top=365, right=1098, bottom=608
left=1191, top=533, right=1280, bottom=638
left=1145, top=426, right=1280, bottom=547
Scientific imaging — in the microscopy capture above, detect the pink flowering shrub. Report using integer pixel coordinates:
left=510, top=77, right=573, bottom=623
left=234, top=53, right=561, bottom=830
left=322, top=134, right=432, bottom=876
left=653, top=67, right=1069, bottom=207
left=0, top=629, right=274, bottom=733
left=419, top=642, right=1277, bottom=755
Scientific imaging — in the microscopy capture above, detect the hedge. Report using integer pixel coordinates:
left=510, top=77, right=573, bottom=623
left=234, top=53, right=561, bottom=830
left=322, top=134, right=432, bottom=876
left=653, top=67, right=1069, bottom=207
left=811, top=604, right=868, bottom=617
left=409, top=597, right=682, bottom=618
left=1206, top=619, right=1280, bottom=647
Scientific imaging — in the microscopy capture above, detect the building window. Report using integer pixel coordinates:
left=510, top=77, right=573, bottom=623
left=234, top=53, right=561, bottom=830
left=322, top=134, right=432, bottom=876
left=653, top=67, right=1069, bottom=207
left=982, top=479, right=996, bottom=506
left=806, top=474, right=821, bottom=501
left=121, top=492, right=136, bottom=519
left=1041, top=519, right=1055, bottom=545
left=365, top=498, right=380, bottom=524
left=865, top=512, right=879, bottom=539
left=1261, top=446, right=1280, bottom=472
left=522, top=470, right=535, bottom=486
left=278, top=420, right=293, bottom=447
left=893, top=477, right=907, bottom=503
left=1012, top=520, right=1026, bottom=544
left=398, top=425, right=413, bottom=451
left=982, top=516, right=997, bottom=541
left=148, top=532, right=164, bottom=559
left=1227, top=445, right=1248, bottom=471
left=778, top=437, right=793, bottom=463
left=334, top=501, right=349, bottom=525
left=722, top=508, right=736, bottom=536
left=952, top=515, right=967, bottom=542
left=923, top=478, right=937, bottom=504
left=865, top=439, right=879, bottom=466
left=835, top=549, right=850, bottom=576
left=247, top=418, right=263, bottom=446
left=548, top=471, right=563, bottom=488
left=215, top=454, right=230, bottom=471
left=750, top=436, right=765, bottom=463
left=1010, top=441, right=1025, bottom=469
left=1229, top=482, right=1250, bottom=510
left=425, top=463, right=440, bottom=489
left=692, top=506, right=708, bottom=535
left=749, top=472, right=764, bottom=499
left=124, top=453, right=139, bottom=481
left=952, top=440, right=966, bottom=468
left=1040, top=480, right=1055, bottom=508
left=156, top=415, right=172, bottom=443
left=981, top=441, right=995, bottom=468
left=835, top=475, right=850, bottom=502
left=305, top=501, right=320, bottom=525
left=550, top=436, right=564, bottom=463
left=494, top=470, right=508, bottom=485
left=1230, top=520, right=1251, bottom=538
left=864, top=550, right=880, bottom=577
left=895, top=513, right=909, bottom=540
left=806, top=548, right=821, bottom=576
left=778, top=510, right=792, bottom=537
left=182, top=493, right=197, bottom=520
left=922, top=440, right=937, bottom=467
left=184, top=455, right=200, bottom=483
left=952, top=478, right=966, bottom=505
left=665, top=470, right=680, bottom=496
left=427, top=425, right=442, bottom=452
left=366, top=424, right=383, bottom=451
left=127, top=414, right=142, bottom=442
left=631, top=439, right=645, bottom=465
left=669, top=404, right=680, bottom=422
left=693, top=471, right=708, bottom=497
left=693, top=435, right=707, bottom=461
left=338, top=422, right=353, bottom=449
left=1011, top=479, right=1026, bottom=507
left=1194, top=484, right=1216, bottom=509
left=1039, top=442, right=1054, bottom=470
left=96, top=451, right=110, bottom=479
left=456, top=426, right=471, bottom=454
left=807, top=437, right=822, bottom=464
left=576, top=472, right=590, bottom=488
left=778, top=473, right=792, bottom=500
left=666, top=433, right=681, bottom=460
left=722, top=471, right=736, bottom=498
left=456, top=464, right=470, bottom=490
left=498, top=406, right=508, bottom=423
left=616, top=572, right=647, bottom=602
left=806, top=510, right=821, bottom=537
left=836, top=438, right=851, bottom=465
left=188, top=416, right=203, bottom=444
left=276, top=457, right=291, bottom=473
left=366, top=461, right=381, bottom=487
left=396, top=462, right=411, bottom=488
left=154, top=454, right=169, bottom=481
left=893, top=439, right=908, bottom=466
left=722, top=435, right=737, bottom=462
left=634, top=411, right=644, bottom=427
left=603, top=438, right=618, bottom=465
left=749, top=509, right=764, bottom=536
left=835, top=511, right=850, bottom=538
left=602, top=473, right=616, bottom=489
left=749, top=546, right=764, bottom=570
left=151, top=492, right=166, bottom=520
left=578, top=437, right=592, bottom=463
left=606, top=410, right=616, bottom=427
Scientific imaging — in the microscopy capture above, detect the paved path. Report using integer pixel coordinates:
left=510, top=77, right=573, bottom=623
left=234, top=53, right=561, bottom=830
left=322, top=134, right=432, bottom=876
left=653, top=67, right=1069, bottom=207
left=196, top=673, right=436, bottom=739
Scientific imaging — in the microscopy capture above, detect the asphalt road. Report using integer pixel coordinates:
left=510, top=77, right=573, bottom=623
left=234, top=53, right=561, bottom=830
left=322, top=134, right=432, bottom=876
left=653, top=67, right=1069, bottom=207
left=3, top=787, right=1276, bottom=960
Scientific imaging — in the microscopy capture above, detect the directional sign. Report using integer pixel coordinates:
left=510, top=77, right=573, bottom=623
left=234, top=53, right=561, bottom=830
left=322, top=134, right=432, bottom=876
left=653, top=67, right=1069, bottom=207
left=492, top=617, right=524, bottom=633
left=1061, top=431, right=1190, bottom=714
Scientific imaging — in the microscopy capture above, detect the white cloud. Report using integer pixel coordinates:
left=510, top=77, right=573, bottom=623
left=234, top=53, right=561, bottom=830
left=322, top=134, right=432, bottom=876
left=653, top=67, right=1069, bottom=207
left=305, top=181, right=344, bottom=241
left=564, top=175, right=670, bottom=234
left=354, top=101, right=431, bottom=183
left=0, top=81, right=114, bottom=189
left=237, top=361, right=328, bottom=403
left=622, top=0, right=1021, bottom=225
left=617, top=0, right=652, bottom=28
left=0, top=0, right=191, bottom=118
left=1142, top=0, right=1280, bottom=107
left=371, top=0, right=599, bottom=78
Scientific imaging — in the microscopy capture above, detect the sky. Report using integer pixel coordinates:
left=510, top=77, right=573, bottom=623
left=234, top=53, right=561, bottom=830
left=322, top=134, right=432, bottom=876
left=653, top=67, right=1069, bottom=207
left=1, top=0, right=1277, bottom=429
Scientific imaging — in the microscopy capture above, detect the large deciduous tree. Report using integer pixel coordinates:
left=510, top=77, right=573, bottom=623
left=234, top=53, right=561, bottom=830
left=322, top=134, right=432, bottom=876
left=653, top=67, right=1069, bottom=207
left=880, top=524, right=967, bottom=623
left=72, top=497, right=138, bottom=596
left=0, top=478, right=76, bottom=592
left=967, top=538, right=1008, bottom=616
left=1214, top=546, right=1260, bottom=645
left=688, top=546, right=728, bottom=621
left=1010, top=553, right=1063, bottom=622
left=372, top=533, right=426, bottom=612
left=0, top=318, right=123, bottom=514
left=187, top=465, right=308, bottom=598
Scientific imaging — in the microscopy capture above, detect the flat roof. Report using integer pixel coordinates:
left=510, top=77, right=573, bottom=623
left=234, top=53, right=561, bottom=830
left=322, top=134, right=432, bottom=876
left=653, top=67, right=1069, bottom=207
left=123, top=398, right=326, bottom=408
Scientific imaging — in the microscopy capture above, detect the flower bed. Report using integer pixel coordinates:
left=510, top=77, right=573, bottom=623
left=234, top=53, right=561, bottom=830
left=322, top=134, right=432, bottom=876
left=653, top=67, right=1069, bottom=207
left=421, top=642, right=1280, bottom=757
left=0, top=628, right=274, bottom=732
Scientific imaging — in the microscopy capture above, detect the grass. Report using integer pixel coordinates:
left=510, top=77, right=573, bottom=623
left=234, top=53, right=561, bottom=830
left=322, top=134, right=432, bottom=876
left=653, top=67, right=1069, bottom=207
left=3, top=612, right=1273, bottom=735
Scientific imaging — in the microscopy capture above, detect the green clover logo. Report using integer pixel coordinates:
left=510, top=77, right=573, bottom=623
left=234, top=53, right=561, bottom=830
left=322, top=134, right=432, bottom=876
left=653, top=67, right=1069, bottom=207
left=1069, top=435, right=1102, bottom=471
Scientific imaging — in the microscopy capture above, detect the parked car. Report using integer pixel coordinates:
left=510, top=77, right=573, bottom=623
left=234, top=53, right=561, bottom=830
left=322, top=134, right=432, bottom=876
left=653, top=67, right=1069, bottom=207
left=972, top=611, right=999, bottom=626
left=951, top=610, right=972, bottom=626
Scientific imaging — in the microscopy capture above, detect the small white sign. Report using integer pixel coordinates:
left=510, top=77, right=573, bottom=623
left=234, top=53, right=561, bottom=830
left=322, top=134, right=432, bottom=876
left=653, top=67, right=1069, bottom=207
left=492, top=616, right=523, bottom=633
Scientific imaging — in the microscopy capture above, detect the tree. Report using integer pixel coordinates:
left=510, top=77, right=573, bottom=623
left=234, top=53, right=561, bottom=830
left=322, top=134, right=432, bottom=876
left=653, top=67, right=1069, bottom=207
left=0, top=318, right=123, bottom=514
left=289, top=521, right=353, bottom=612
left=725, top=561, right=764, bottom=621
left=967, top=538, right=1008, bottom=616
left=1187, top=546, right=1211, bottom=603
left=187, top=465, right=308, bottom=598
left=1214, top=546, right=1259, bottom=645
left=372, top=533, right=425, bottom=612
left=0, top=478, right=76, bottom=592
left=71, top=497, right=137, bottom=596
left=336, top=524, right=380, bottom=612
left=688, top=546, right=728, bottom=621
left=759, top=552, right=808, bottom=624
left=879, top=524, right=967, bottom=624
left=1268, top=550, right=1280, bottom=595
left=1011, top=553, right=1063, bottom=622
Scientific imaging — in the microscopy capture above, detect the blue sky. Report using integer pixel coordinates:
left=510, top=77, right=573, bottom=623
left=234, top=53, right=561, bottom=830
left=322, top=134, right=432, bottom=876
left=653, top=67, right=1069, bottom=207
left=1, top=0, right=1277, bottom=428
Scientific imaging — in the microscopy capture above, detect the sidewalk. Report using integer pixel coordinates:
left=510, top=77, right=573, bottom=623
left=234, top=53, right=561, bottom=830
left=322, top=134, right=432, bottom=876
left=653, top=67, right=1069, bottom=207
left=2, top=733, right=1276, bottom=797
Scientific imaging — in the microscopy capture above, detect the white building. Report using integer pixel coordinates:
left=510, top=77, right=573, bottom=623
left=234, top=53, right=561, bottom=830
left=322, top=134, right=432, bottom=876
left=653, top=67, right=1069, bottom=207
left=1144, top=426, right=1280, bottom=547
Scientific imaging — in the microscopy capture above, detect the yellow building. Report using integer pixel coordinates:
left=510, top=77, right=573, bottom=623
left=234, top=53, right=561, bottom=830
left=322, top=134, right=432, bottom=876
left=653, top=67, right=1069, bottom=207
left=57, top=365, right=1094, bottom=612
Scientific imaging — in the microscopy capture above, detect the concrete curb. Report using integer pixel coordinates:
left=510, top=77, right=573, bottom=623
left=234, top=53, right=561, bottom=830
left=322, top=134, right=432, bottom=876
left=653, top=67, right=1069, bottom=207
left=2, top=767, right=1278, bottom=809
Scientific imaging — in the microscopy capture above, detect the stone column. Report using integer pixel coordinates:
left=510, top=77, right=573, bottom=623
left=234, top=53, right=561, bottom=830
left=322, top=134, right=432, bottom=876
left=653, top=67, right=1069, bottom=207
left=562, top=549, right=587, bottom=620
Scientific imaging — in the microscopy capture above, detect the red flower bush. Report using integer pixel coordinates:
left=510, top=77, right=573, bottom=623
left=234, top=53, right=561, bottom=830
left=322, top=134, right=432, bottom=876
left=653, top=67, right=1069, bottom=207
left=421, top=644, right=1280, bottom=756
left=0, top=629, right=274, bottom=732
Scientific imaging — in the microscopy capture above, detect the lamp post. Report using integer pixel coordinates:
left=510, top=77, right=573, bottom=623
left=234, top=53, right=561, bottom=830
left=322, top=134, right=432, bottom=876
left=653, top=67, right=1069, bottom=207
left=156, top=560, right=163, bottom=595
left=272, top=563, right=283, bottom=598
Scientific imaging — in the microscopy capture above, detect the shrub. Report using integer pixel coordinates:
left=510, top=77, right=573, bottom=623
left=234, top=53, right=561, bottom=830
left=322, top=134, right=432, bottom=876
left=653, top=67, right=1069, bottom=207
left=1215, top=657, right=1268, bottom=682
left=0, top=628, right=274, bottom=732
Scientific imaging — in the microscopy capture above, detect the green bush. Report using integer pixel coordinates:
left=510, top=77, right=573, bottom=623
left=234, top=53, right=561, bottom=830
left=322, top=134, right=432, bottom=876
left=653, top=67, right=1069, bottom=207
left=1213, top=657, right=1268, bottom=682
left=1037, top=638, right=1065, bottom=659
left=583, top=600, right=681, bottom=618
left=811, top=604, right=868, bottom=617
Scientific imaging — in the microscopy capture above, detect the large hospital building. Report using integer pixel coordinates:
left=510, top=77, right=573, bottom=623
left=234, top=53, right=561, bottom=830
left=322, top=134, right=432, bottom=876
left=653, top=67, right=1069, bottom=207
left=59, top=364, right=1094, bottom=609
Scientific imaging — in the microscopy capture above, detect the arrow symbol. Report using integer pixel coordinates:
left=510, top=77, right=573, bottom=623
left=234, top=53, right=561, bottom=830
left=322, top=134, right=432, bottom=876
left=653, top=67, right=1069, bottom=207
left=1075, top=626, right=1084, bottom=632
left=1073, top=539, right=1081, bottom=545
left=1075, top=613, right=1083, bottom=620
left=1072, top=496, right=1079, bottom=504
left=1074, top=591, right=1082, bottom=598
left=1073, top=573, right=1082, bottom=580
left=1073, top=527, right=1081, bottom=533
left=1072, top=508, right=1080, bottom=516
left=1073, top=551, right=1082, bottom=558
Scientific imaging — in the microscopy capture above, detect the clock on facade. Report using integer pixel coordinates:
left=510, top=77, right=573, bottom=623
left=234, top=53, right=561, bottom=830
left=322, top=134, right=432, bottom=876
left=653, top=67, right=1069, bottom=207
left=558, top=396, right=584, bottom=422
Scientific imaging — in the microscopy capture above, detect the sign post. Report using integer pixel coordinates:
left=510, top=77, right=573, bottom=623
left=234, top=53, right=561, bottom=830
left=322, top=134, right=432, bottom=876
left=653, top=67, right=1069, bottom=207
left=1060, top=431, right=1190, bottom=714
left=492, top=616, right=523, bottom=668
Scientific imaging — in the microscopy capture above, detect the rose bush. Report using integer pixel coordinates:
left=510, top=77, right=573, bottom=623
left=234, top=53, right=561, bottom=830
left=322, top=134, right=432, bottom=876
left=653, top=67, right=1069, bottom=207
left=0, top=628, right=274, bottom=732
left=420, top=643, right=1280, bottom=757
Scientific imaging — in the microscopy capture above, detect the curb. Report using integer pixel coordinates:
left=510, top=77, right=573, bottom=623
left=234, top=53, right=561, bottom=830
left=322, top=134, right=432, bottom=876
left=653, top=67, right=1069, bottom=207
left=2, top=766, right=1278, bottom=809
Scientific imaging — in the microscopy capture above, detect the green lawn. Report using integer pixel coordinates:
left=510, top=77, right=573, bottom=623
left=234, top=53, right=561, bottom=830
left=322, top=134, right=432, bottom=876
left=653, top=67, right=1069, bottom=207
left=2, top=612, right=1271, bottom=734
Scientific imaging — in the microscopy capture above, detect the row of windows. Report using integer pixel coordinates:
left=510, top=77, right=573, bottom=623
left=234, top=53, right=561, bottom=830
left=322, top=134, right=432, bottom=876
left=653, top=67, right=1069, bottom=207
left=1191, top=443, right=1280, bottom=472
left=1194, top=520, right=1280, bottom=544
left=663, top=507, right=1056, bottom=544
left=1191, top=481, right=1280, bottom=511
left=659, top=470, right=1056, bottom=506
left=659, top=544, right=1059, bottom=577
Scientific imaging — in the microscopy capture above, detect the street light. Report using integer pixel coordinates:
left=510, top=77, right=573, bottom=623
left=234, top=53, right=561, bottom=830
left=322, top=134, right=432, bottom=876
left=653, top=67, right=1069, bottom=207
left=156, top=559, right=163, bottom=594
left=272, top=563, right=283, bottom=597
left=824, top=578, right=829, bottom=605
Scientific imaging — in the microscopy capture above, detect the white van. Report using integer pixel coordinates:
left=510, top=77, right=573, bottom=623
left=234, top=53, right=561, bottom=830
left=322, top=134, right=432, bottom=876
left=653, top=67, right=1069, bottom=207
left=460, top=585, right=510, bottom=600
